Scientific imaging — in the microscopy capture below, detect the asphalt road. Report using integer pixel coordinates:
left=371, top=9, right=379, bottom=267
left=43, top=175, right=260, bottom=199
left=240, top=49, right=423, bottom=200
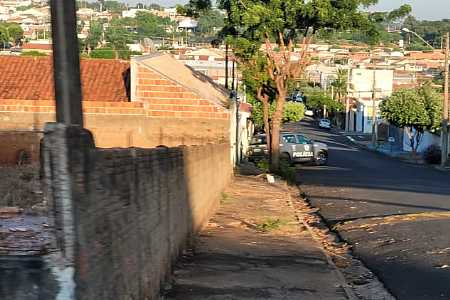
left=295, top=119, right=450, bottom=300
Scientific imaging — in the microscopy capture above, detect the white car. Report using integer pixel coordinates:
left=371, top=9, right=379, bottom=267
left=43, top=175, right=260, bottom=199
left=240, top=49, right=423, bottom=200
left=305, top=110, right=314, bottom=117
left=318, top=118, right=331, bottom=130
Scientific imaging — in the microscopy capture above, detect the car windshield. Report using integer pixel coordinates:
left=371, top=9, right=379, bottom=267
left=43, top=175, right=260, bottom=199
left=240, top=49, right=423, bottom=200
left=297, top=135, right=311, bottom=144
left=282, top=134, right=311, bottom=144
left=250, top=135, right=267, bottom=145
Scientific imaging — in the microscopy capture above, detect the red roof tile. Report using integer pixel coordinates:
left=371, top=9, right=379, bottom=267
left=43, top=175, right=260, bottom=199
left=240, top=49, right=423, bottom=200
left=0, top=56, right=130, bottom=102
left=22, top=43, right=53, bottom=51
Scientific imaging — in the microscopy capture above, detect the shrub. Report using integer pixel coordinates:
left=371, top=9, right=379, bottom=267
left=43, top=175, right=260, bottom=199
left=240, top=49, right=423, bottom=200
left=256, top=160, right=270, bottom=172
left=278, top=161, right=296, bottom=184
left=423, top=144, right=441, bottom=165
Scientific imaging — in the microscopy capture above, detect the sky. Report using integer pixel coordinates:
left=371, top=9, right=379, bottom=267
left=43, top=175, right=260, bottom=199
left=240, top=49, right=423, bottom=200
left=368, top=0, right=450, bottom=20
left=119, top=0, right=450, bottom=21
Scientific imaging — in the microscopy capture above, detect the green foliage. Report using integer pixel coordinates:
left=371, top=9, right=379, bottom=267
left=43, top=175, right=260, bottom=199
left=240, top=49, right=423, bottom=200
left=89, top=47, right=139, bottom=60
left=84, top=21, right=103, bottom=50
left=136, top=11, right=174, bottom=38
left=401, top=16, right=450, bottom=49
left=197, top=10, right=225, bottom=36
left=331, top=69, right=348, bottom=101
left=220, top=192, right=232, bottom=204
left=177, top=0, right=212, bottom=18
left=256, top=160, right=270, bottom=173
left=278, top=161, right=297, bottom=185
left=380, top=84, right=442, bottom=152
left=303, top=87, right=344, bottom=112
left=250, top=101, right=305, bottom=129
left=103, top=1, right=127, bottom=13
left=90, top=48, right=115, bottom=59
left=0, top=22, right=24, bottom=46
left=21, top=51, right=48, bottom=57
left=255, top=218, right=287, bottom=232
left=16, top=5, right=33, bottom=11
left=283, top=102, right=305, bottom=123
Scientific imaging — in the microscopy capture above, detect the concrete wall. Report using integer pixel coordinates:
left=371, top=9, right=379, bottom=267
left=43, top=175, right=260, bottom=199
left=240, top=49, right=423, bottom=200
left=403, top=129, right=440, bottom=153
left=41, top=125, right=232, bottom=300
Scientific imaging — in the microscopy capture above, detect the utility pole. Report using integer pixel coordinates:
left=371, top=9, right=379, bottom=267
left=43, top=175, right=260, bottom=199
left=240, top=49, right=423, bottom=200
left=345, top=60, right=351, bottom=132
left=441, top=32, right=449, bottom=167
left=231, top=58, right=235, bottom=90
left=50, top=0, right=83, bottom=126
left=371, top=69, right=377, bottom=147
left=225, top=43, right=229, bottom=89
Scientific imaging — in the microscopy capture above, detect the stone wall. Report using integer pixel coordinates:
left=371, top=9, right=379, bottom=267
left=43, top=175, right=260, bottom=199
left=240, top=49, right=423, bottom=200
left=41, top=125, right=232, bottom=299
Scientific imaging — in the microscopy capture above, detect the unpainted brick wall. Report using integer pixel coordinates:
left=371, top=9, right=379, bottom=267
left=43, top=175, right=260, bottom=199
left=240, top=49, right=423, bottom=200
left=63, top=139, right=232, bottom=299
left=0, top=100, right=229, bottom=164
left=0, top=131, right=42, bottom=165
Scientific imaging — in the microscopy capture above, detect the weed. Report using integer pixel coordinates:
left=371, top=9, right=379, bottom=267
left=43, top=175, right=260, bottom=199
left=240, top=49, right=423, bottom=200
left=278, top=161, right=297, bottom=185
left=255, top=218, right=287, bottom=232
left=256, top=160, right=270, bottom=173
left=220, top=192, right=231, bottom=204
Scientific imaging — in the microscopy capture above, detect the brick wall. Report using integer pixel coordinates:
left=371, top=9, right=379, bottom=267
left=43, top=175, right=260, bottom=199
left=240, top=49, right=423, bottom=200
left=134, top=66, right=229, bottom=120
left=0, top=100, right=229, bottom=164
left=41, top=126, right=232, bottom=299
left=0, top=131, right=43, bottom=164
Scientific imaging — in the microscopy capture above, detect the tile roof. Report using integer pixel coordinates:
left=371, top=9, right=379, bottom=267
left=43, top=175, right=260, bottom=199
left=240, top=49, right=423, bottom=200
left=0, top=56, right=130, bottom=102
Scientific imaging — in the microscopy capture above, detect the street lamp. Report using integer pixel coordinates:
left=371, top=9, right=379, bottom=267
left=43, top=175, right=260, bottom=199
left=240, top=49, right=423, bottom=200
left=401, top=28, right=435, bottom=50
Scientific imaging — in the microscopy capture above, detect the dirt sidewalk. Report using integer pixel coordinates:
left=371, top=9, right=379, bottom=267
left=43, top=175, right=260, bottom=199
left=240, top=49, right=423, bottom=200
left=163, top=174, right=357, bottom=300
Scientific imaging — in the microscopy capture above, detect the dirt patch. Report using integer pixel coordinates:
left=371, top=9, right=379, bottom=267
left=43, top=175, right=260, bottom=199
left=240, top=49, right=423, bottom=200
left=0, top=165, right=44, bottom=211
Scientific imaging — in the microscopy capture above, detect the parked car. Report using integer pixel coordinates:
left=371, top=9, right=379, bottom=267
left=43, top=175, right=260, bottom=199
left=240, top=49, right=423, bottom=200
left=280, top=132, right=328, bottom=165
left=247, top=134, right=269, bottom=161
left=247, top=132, right=328, bottom=165
left=318, top=118, right=331, bottom=130
left=305, top=110, right=314, bottom=117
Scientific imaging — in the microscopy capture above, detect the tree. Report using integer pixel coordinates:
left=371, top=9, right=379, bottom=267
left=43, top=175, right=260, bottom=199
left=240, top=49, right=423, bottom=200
left=0, top=22, right=24, bottom=46
left=197, top=10, right=225, bottom=36
left=331, top=69, right=347, bottom=103
left=136, top=11, right=173, bottom=38
left=84, top=20, right=103, bottom=52
left=222, top=0, right=383, bottom=171
left=177, top=0, right=212, bottom=18
left=380, top=84, right=442, bottom=154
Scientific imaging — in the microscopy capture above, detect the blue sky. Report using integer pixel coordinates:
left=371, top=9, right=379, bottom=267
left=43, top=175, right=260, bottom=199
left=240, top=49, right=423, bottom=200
left=120, top=0, right=449, bottom=21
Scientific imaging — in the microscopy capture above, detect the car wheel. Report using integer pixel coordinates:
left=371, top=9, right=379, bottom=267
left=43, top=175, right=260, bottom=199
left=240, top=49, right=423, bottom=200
left=315, top=151, right=328, bottom=166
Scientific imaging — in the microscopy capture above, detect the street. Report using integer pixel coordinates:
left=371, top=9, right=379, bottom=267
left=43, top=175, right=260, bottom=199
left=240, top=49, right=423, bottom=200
left=296, top=119, right=450, bottom=300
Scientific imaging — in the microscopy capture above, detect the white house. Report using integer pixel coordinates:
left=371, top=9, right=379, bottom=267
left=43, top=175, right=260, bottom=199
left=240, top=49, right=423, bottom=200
left=350, top=68, right=394, bottom=133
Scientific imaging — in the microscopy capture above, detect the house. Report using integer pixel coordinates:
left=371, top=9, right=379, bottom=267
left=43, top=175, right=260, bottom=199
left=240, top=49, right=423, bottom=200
left=0, top=54, right=235, bottom=164
left=174, top=48, right=239, bottom=87
left=349, top=68, right=394, bottom=133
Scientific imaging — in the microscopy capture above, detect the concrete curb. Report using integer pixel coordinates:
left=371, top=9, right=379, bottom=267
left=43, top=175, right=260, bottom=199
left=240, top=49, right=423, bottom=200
left=343, top=135, right=450, bottom=172
left=284, top=184, right=359, bottom=300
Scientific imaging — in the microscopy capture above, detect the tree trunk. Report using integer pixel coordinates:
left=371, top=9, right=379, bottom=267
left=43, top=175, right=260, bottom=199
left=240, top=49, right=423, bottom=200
left=270, top=78, right=287, bottom=172
left=257, top=87, right=271, bottom=154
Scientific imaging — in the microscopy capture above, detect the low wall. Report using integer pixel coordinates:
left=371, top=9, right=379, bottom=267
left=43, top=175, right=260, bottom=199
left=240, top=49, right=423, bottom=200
left=0, top=131, right=43, bottom=164
left=0, top=100, right=229, bottom=164
left=41, top=125, right=232, bottom=299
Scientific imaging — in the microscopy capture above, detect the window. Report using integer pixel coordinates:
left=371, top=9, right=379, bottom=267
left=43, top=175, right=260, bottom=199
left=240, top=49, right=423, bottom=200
left=282, top=135, right=296, bottom=144
left=251, top=135, right=267, bottom=145
left=297, top=135, right=311, bottom=145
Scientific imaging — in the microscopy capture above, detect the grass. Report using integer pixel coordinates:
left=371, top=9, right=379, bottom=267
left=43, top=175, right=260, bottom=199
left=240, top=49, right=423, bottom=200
left=220, top=192, right=232, bottom=205
left=255, top=218, right=288, bottom=232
